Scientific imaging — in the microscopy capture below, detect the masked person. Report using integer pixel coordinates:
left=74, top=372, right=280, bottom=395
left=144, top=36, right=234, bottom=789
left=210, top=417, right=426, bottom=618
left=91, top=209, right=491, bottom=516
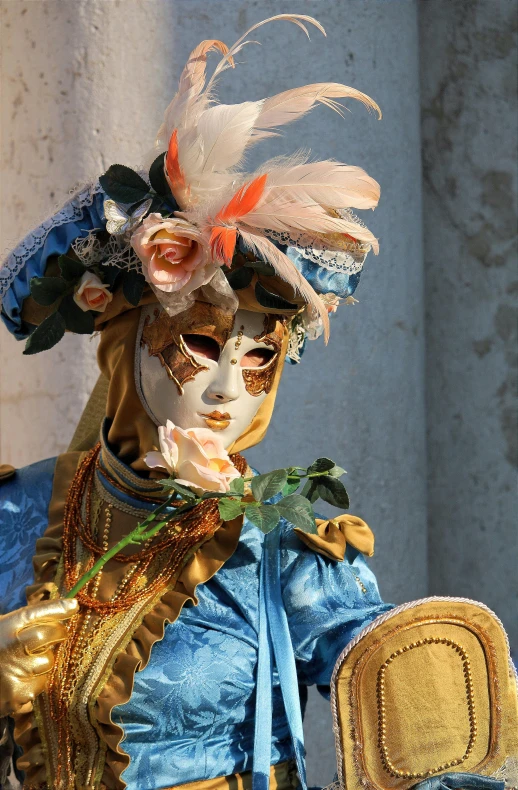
left=1, top=14, right=516, bottom=790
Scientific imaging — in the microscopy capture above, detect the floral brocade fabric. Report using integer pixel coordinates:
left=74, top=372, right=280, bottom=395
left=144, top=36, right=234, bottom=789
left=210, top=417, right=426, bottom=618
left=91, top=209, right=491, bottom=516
left=0, top=459, right=391, bottom=790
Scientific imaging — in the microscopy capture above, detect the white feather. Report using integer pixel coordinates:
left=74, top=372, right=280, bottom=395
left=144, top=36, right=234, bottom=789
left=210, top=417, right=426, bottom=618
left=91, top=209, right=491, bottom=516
left=263, top=160, right=380, bottom=210
left=251, top=83, right=381, bottom=142
left=238, top=229, right=330, bottom=341
left=195, top=100, right=264, bottom=175
left=156, top=39, right=228, bottom=149
left=239, top=196, right=377, bottom=247
left=205, top=14, right=326, bottom=92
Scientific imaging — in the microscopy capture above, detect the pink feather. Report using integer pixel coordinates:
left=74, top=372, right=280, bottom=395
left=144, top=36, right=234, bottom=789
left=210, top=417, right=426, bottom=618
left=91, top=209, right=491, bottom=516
left=252, top=83, right=381, bottom=141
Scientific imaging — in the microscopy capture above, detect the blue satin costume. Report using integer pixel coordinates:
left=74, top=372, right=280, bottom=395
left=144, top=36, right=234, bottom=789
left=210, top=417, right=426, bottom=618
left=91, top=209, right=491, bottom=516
left=0, top=458, right=391, bottom=789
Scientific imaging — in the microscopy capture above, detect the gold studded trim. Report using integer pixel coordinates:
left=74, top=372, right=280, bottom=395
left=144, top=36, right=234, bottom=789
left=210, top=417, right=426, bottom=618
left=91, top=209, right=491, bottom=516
left=347, top=615, right=500, bottom=787
left=328, top=597, right=516, bottom=790
left=376, top=637, right=477, bottom=778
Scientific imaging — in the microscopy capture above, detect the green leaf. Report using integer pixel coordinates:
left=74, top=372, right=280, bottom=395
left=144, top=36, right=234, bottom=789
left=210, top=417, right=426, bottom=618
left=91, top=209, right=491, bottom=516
left=251, top=469, right=288, bottom=502
left=149, top=194, right=166, bottom=214
left=160, top=479, right=197, bottom=500
left=122, top=270, right=146, bottom=306
left=276, top=494, right=317, bottom=533
left=308, top=457, right=335, bottom=474
left=247, top=261, right=276, bottom=277
left=317, top=476, right=350, bottom=509
left=301, top=479, right=319, bottom=503
left=58, top=294, right=95, bottom=334
left=99, top=164, right=150, bottom=204
left=227, top=266, right=253, bottom=290
left=148, top=152, right=171, bottom=196
left=101, top=264, right=122, bottom=288
left=245, top=503, right=280, bottom=533
left=282, top=475, right=301, bottom=496
left=229, top=477, right=245, bottom=495
left=328, top=464, right=346, bottom=478
left=248, top=259, right=276, bottom=276
left=23, top=310, right=66, bottom=354
left=254, top=281, right=298, bottom=311
left=218, top=498, right=245, bottom=521
left=58, top=255, right=86, bottom=281
left=30, top=276, right=67, bottom=306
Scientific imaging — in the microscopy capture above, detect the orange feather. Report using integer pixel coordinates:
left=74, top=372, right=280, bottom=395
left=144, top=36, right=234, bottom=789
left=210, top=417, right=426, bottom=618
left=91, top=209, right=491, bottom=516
left=210, top=227, right=237, bottom=266
left=165, top=129, right=186, bottom=193
left=210, top=175, right=268, bottom=264
left=215, top=174, right=268, bottom=224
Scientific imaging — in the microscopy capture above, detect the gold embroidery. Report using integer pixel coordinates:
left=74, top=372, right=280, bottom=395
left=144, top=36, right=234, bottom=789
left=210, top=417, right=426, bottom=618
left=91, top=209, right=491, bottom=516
left=376, top=637, right=477, bottom=778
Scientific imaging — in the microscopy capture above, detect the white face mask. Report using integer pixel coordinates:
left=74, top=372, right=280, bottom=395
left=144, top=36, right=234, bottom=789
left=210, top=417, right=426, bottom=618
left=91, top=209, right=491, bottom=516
left=136, top=304, right=284, bottom=449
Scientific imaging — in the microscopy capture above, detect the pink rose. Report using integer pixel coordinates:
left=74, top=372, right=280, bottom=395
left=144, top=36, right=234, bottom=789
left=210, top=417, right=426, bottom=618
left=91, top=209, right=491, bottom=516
left=131, top=214, right=215, bottom=295
left=73, top=272, right=113, bottom=312
left=145, top=420, right=241, bottom=495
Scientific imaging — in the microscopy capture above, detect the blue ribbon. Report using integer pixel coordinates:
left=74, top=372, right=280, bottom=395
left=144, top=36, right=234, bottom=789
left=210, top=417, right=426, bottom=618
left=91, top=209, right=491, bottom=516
left=252, top=533, right=274, bottom=790
left=253, top=526, right=307, bottom=790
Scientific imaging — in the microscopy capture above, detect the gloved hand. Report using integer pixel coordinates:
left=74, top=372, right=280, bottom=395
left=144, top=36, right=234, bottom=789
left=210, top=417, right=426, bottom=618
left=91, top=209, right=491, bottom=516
left=0, top=598, right=78, bottom=716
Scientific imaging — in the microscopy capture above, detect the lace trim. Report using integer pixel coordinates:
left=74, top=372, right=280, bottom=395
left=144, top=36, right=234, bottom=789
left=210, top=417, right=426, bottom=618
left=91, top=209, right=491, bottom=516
left=265, top=209, right=371, bottom=277
left=0, top=181, right=104, bottom=306
left=72, top=230, right=141, bottom=272
left=266, top=228, right=369, bottom=276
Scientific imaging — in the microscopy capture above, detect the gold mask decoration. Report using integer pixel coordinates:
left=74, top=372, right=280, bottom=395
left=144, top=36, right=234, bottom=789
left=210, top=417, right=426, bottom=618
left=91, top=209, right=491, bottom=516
left=141, top=301, right=235, bottom=395
left=242, top=314, right=286, bottom=397
left=141, top=303, right=287, bottom=399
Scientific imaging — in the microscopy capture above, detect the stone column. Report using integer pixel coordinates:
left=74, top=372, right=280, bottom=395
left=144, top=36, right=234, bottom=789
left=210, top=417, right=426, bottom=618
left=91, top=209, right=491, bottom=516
left=0, top=0, right=176, bottom=467
left=236, top=2, right=426, bottom=785
left=419, top=0, right=518, bottom=655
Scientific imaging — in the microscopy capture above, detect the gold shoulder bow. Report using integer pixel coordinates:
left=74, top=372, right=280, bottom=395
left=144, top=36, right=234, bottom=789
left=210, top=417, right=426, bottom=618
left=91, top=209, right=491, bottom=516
left=294, top=514, right=374, bottom=561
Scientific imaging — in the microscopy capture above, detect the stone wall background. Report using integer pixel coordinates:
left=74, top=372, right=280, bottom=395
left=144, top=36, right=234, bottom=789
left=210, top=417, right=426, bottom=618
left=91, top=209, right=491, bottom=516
left=0, top=1, right=516, bottom=786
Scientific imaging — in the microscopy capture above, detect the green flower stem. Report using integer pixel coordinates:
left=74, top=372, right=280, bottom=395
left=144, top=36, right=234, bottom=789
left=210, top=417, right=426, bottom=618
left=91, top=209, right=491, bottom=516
left=65, top=493, right=200, bottom=599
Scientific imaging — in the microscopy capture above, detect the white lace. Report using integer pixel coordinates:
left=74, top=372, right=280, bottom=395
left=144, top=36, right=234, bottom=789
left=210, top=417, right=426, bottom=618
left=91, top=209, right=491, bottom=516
left=0, top=182, right=104, bottom=307
left=265, top=210, right=371, bottom=278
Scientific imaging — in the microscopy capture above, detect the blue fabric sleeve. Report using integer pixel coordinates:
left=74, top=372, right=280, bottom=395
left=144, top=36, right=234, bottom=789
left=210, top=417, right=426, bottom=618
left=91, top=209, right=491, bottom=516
left=280, top=522, right=392, bottom=690
left=0, top=457, right=56, bottom=613
left=1, top=188, right=106, bottom=339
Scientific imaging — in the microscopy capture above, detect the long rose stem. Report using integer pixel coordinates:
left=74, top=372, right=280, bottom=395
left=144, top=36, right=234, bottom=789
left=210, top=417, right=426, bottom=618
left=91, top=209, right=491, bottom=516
left=65, top=494, right=199, bottom=599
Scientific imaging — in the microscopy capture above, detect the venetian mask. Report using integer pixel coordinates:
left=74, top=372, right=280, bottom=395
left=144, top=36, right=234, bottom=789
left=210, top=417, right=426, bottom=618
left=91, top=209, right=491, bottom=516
left=136, top=302, right=286, bottom=448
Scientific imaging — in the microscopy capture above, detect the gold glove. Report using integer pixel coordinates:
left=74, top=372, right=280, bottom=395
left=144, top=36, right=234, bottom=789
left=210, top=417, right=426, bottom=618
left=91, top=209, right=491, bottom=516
left=0, top=598, right=78, bottom=716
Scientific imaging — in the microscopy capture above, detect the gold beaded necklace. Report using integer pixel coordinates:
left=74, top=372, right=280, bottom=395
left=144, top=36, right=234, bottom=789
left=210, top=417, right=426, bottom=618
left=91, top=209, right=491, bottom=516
left=44, top=442, right=247, bottom=788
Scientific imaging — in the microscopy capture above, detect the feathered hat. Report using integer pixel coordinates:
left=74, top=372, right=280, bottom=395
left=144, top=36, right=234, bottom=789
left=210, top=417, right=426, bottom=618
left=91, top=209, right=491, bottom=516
left=0, top=13, right=381, bottom=363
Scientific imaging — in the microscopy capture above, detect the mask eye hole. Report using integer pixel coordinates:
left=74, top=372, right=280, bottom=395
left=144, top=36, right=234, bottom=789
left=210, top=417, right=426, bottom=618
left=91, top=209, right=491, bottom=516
left=241, top=348, right=276, bottom=368
left=182, top=334, right=220, bottom=362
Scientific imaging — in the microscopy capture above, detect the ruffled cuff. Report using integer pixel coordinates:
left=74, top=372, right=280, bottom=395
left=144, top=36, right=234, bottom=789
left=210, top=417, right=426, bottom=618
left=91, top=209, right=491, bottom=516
left=294, top=514, right=375, bottom=561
